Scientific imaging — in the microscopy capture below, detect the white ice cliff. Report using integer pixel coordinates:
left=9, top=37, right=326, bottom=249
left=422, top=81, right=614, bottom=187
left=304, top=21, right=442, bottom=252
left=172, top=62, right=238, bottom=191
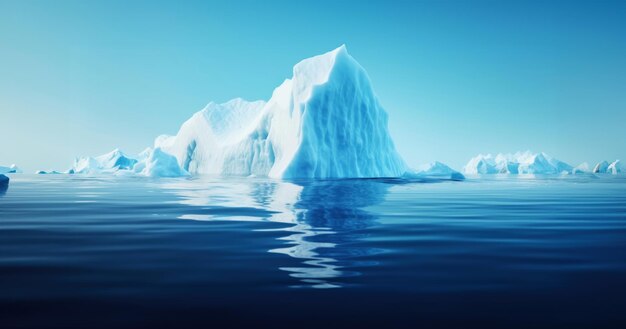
left=154, top=45, right=407, bottom=179
left=464, top=152, right=573, bottom=175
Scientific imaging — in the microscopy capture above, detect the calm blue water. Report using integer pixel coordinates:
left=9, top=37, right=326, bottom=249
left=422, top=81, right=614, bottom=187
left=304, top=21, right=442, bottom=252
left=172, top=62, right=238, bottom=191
left=1, top=174, right=626, bottom=328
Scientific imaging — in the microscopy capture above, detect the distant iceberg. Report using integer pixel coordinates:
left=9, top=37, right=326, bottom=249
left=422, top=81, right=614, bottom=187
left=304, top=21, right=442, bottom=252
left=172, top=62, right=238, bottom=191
left=36, top=170, right=62, bottom=174
left=136, top=148, right=189, bottom=178
left=593, top=160, right=621, bottom=174
left=154, top=45, right=407, bottom=179
left=593, top=161, right=610, bottom=173
left=69, top=149, right=138, bottom=174
left=0, top=164, right=22, bottom=174
left=572, top=162, right=590, bottom=174
left=607, top=160, right=622, bottom=174
left=409, top=162, right=465, bottom=180
left=464, top=152, right=573, bottom=175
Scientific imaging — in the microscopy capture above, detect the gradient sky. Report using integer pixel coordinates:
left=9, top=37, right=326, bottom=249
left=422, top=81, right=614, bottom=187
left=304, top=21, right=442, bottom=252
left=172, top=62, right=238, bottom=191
left=1, top=0, right=625, bottom=172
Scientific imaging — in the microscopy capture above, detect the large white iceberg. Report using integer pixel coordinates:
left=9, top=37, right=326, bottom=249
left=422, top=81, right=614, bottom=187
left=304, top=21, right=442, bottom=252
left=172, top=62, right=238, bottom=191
left=464, top=152, right=573, bottom=175
left=155, top=45, right=407, bottom=179
left=0, top=164, right=22, bottom=174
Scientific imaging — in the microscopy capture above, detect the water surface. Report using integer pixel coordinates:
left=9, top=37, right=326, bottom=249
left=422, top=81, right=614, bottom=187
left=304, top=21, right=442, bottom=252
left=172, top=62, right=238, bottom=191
left=1, top=175, right=626, bottom=328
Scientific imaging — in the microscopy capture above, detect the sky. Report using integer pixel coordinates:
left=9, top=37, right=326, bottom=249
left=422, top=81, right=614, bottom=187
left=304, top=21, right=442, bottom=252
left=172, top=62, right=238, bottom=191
left=1, top=0, right=625, bottom=173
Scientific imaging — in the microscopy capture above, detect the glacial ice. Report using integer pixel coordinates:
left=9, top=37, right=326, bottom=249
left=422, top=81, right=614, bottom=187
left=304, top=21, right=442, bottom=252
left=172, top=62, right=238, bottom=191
left=464, top=152, right=573, bottom=175
left=36, top=170, right=62, bottom=174
left=69, top=149, right=138, bottom=174
left=572, top=163, right=590, bottom=174
left=155, top=45, right=407, bottom=179
left=593, top=161, right=610, bottom=173
left=592, top=160, right=622, bottom=174
left=607, top=160, right=622, bottom=174
left=136, top=148, right=189, bottom=178
left=410, top=162, right=465, bottom=180
left=0, top=164, right=22, bottom=174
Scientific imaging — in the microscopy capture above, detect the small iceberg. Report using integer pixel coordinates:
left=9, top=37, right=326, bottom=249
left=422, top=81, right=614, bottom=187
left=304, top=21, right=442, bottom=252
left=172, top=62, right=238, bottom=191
left=70, top=149, right=138, bottom=174
left=0, top=164, right=22, bottom=174
left=36, top=170, right=62, bottom=174
left=607, top=160, right=622, bottom=174
left=592, top=160, right=622, bottom=174
left=407, top=161, right=465, bottom=181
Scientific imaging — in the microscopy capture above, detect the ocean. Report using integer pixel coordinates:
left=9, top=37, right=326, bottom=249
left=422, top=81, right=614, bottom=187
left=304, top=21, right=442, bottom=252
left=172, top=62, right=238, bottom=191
left=1, top=174, right=625, bottom=328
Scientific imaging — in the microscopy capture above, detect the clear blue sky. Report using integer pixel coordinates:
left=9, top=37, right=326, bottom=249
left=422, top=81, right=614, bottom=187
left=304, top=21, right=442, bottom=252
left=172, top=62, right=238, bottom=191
left=1, top=0, right=625, bottom=172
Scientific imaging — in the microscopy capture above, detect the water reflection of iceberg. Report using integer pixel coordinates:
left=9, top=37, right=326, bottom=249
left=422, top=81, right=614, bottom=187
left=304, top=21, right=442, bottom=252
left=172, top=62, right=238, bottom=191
left=270, top=180, right=388, bottom=288
left=161, top=177, right=388, bottom=289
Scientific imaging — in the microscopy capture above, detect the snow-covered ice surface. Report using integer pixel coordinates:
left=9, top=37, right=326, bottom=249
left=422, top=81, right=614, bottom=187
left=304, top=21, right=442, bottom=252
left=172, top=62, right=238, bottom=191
left=0, top=164, right=22, bottom=174
left=155, top=45, right=407, bottom=179
left=464, top=152, right=573, bottom=175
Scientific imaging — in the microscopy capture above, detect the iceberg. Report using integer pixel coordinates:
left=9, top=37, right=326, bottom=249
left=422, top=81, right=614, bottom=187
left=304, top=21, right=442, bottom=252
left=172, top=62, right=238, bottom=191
left=155, top=45, right=407, bottom=179
left=0, top=174, right=8, bottom=185
left=69, top=149, right=138, bottom=174
left=0, top=164, right=22, bottom=174
left=593, top=160, right=621, bottom=174
left=464, top=152, right=573, bottom=175
left=607, top=160, right=622, bottom=174
left=572, top=162, right=590, bottom=174
left=410, top=161, right=465, bottom=180
left=136, top=148, right=189, bottom=178
left=36, top=170, right=62, bottom=174
left=593, top=161, right=610, bottom=173
left=462, top=154, right=499, bottom=174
